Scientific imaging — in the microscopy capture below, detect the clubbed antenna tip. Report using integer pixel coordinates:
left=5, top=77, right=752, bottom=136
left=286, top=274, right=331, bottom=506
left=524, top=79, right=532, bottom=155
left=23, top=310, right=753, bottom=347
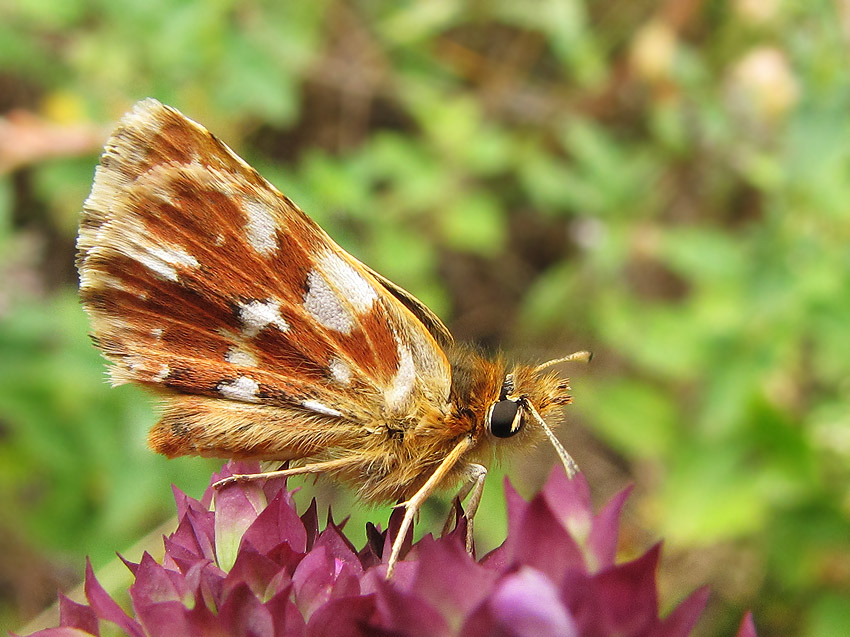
left=533, top=350, right=592, bottom=374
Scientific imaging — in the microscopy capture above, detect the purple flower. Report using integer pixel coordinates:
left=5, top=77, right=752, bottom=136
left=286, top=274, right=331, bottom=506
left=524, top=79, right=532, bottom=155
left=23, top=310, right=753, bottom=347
left=22, top=463, right=757, bottom=636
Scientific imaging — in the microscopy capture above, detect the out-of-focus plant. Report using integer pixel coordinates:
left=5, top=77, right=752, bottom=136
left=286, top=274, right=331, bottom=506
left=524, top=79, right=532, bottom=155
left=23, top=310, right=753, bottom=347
left=23, top=462, right=757, bottom=637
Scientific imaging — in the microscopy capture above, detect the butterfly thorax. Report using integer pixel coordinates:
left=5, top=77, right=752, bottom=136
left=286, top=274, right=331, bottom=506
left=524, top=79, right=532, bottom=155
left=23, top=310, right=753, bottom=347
left=348, top=345, right=573, bottom=503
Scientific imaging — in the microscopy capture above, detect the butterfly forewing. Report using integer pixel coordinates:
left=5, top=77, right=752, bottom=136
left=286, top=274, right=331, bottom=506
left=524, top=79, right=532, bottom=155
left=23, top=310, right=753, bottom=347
left=78, top=99, right=452, bottom=452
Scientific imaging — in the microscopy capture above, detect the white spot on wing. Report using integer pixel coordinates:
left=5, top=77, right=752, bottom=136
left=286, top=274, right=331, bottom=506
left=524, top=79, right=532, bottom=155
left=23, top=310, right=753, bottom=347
left=219, top=376, right=260, bottom=402
left=319, top=252, right=378, bottom=313
left=125, top=357, right=170, bottom=383
left=303, top=252, right=378, bottom=333
left=225, top=346, right=258, bottom=367
left=304, top=269, right=353, bottom=333
left=302, top=399, right=343, bottom=418
left=127, top=241, right=200, bottom=282
left=385, top=336, right=416, bottom=409
left=329, top=358, right=352, bottom=385
left=244, top=199, right=279, bottom=255
left=238, top=299, right=290, bottom=337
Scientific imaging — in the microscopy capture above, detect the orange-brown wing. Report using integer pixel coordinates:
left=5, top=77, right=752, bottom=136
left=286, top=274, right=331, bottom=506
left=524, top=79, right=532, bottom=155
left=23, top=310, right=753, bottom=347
left=77, top=99, right=452, bottom=456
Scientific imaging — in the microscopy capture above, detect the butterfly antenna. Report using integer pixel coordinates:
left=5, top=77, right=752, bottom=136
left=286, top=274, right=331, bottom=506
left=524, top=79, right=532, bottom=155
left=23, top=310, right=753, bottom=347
left=522, top=399, right=580, bottom=478
left=533, top=350, right=592, bottom=374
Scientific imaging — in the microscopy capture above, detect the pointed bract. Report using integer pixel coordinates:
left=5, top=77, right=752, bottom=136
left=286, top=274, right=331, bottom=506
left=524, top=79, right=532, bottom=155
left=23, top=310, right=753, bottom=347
left=737, top=612, right=759, bottom=637
left=659, top=586, right=711, bottom=637
left=84, top=559, right=144, bottom=637
left=58, top=594, right=98, bottom=635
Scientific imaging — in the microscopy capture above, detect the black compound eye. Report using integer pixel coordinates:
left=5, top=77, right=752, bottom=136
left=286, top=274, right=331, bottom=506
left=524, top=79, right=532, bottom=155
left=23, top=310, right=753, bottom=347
left=489, top=399, right=521, bottom=438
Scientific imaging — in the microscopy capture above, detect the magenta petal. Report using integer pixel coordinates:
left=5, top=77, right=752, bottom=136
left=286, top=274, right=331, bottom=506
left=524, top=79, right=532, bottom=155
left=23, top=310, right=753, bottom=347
left=410, top=535, right=497, bottom=628
left=167, top=506, right=216, bottom=564
left=588, top=486, right=632, bottom=571
left=241, top=490, right=308, bottom=556
left=200, top=562, right=228, bottom=611
left=306, top=595, right=377, bottom=637
left=511, top=493, right=586, bottom=578
left=542, top=466, right=593, bottom=527
left=483, top=479, right=528, bottom=571
left=161, top=536, right=202, bottom=573
left=165, top=558, right=224, bottom=616
left=223, top=543, right=284, bottom=600
left=265, top=540, right=305, bottom=575
left=18, top=629, right=94, bottom=636
left=487, top=567, right=579, bottom=637
left=300, top=499, right=320, bottom=552
left=129, top=552, right=187, bottom=605
left=162, top=541, right=223, bottom=586
left=382, top=507, right=413, bottom=564
left=214, top=480, right=267, bottom=571
left=203, top=461, right=261, bottom=508
left=503, top=478, right=530, bottom=549
left=58, top=594, right=98, bottom=634
left=119, top=554, right=139, bottom=577
left=437, top=501, right=469, bottom=550
left=366, top=559, right=417, bottom=589
left=358, top=522, right=385, bottom=569
left=292, top=545, right=361, bottom=620
left=210, top=460, right=262, bottom=485
left=130, top=555, right=196, bottom=636
left=264, top=569, right=294, bottom=601
left=260, top=468, right=294, bottom=505
left=737, top=612, right=759, bottom=637
left=178, top=560, right=210, bottom=607
left=134, top=600, right=194, bottom=637
left=218, top=583, right=274, bottom=637
left=499, top=477, right=584, bottom=574
left=265, top=588, right=306, bottom=637
left=371, top=578, right=449, bottom=637
left=592, top=543, right=662, bottom=635
left=292, top=546, right=332, bottom=619
left=658, top=586, right=710, bottom=637
left=181, top=601, right=227, bottom=637
left=172, top=484, right=209, bottom=521
left=83, top=559, right=144, bottom=637
left=459, top=604, right=498, bottom=636
left=479, top=539, right=510, bottom=570
left=179, top=560, right=226, bottom=619
left=313, top=522, right=362, bottom=573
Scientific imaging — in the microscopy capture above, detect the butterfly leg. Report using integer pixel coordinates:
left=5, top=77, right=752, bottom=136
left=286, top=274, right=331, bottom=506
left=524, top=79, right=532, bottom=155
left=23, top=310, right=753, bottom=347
left=213, top=457, right=358, bottom=489
left=441, top=463, right=487, bottom=554
left=386, top=436, right=475, bottom=579
left=462, top=464, right=487, bottom=554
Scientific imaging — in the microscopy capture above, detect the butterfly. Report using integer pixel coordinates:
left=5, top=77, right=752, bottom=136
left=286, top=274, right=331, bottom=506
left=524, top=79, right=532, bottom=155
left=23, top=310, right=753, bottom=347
left=77, top=98, right=589, bottom=577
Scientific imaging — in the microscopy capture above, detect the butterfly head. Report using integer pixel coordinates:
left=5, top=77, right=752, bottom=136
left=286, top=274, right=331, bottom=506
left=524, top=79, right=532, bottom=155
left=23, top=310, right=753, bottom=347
left=482, top=350, right=591, bottom=478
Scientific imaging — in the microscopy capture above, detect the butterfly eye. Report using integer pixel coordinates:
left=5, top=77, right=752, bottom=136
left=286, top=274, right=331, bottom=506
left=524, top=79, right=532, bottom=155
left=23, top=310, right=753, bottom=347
left=488, top=398, right=522, bottom=438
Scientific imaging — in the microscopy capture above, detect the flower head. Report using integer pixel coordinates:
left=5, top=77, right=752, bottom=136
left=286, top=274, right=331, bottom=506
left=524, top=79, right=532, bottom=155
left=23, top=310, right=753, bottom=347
left=25, top=463, right=756, bottom=636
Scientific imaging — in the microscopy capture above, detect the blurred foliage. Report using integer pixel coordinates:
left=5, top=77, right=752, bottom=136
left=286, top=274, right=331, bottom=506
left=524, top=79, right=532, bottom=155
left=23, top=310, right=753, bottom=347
left=1, top=0, right=850, bottom=635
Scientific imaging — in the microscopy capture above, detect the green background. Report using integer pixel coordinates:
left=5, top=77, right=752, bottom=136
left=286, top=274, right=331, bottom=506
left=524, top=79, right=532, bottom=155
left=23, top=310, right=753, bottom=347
left=1, top=1, right=849, bottom=635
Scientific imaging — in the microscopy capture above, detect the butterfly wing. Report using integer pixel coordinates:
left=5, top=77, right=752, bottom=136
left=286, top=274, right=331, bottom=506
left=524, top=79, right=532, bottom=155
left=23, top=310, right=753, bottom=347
left=78, top=99, right=452, bottom=460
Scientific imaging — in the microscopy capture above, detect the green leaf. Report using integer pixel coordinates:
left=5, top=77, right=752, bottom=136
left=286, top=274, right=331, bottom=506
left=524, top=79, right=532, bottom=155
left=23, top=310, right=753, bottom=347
left=439, top=190, right=506, bottom=256
left=580, top=378, right=678, bottom=457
